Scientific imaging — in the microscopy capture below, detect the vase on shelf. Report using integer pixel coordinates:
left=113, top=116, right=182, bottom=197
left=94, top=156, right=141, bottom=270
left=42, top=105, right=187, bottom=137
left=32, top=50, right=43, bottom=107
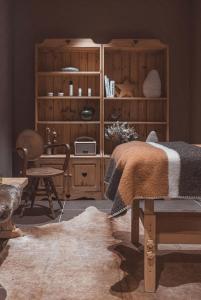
left=143, top=69, right=161, bottom=98
left=80, top=107, right=95, bottom=121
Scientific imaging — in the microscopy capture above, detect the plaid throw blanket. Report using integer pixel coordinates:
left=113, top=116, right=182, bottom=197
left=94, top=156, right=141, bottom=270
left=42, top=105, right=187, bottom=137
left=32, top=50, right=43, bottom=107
left=105, top=141, right=201, bottom=216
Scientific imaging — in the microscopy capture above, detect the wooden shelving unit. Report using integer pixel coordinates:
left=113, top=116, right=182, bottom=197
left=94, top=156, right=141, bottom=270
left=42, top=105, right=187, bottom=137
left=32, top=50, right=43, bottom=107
left=35, top=38, right=169, bottom=200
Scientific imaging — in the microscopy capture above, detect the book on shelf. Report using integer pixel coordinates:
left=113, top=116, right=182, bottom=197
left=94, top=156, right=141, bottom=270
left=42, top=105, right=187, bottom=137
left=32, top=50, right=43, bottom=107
left=105, top=75, right=115, bottom=97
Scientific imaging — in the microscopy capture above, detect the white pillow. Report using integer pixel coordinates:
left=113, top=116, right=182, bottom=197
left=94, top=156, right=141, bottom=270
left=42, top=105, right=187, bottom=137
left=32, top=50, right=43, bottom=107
left=146, top=131, right=159, bottom=143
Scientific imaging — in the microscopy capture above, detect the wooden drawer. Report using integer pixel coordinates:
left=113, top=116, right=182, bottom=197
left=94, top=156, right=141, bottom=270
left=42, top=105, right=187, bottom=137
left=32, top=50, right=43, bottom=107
left=71, top=159, right=100, bottom=192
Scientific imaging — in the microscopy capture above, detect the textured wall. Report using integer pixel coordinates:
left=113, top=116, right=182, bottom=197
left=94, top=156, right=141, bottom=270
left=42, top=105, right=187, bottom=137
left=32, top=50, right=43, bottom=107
left=190, top=0, right=201, bottom=143
left=0, top=0, right=13, bottom=176
left=13, top=0, right=191, bottom=143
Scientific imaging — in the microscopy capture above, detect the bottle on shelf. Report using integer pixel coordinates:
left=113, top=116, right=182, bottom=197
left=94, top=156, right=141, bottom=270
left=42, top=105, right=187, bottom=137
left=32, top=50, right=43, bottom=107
left=88, top=88, right=92, bottom=97
left=78, top=88, right=82, bottom=97
left=69, top=81, right=74, bottom=96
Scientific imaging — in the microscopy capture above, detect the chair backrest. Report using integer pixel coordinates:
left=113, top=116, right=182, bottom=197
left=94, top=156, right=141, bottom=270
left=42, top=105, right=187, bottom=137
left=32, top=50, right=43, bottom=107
left=16, top=129, right=44, bottom=161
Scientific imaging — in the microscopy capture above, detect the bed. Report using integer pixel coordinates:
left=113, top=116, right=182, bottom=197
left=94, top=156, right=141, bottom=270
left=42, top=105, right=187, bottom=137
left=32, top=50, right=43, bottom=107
left=105, top=141, right=201, bottom=292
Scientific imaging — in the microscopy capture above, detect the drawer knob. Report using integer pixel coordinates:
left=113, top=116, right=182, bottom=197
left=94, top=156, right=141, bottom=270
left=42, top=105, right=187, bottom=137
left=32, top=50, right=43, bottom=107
left=82, top=172, right=87, bottom=177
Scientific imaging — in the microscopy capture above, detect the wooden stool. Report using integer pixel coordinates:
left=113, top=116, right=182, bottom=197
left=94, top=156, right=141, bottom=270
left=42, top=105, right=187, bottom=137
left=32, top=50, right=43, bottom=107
left=16, top=129, right=71, bottom=219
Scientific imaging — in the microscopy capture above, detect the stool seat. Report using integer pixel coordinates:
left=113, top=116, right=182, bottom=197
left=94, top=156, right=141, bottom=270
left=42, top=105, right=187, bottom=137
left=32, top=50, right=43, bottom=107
left=26, top=167, right=64, bottom=177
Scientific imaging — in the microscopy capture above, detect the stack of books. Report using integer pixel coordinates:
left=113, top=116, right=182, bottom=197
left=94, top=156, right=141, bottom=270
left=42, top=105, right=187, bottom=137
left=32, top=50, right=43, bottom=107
left=104, top=75, right=115, bottom=98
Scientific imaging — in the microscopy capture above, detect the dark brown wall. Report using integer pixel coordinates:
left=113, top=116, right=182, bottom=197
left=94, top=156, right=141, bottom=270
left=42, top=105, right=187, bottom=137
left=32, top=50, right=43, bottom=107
left=190, top=0, right=201, bottom=143
left=14, top=0, right=192, bottom=142
left=0, top=0, right=13, bottom=176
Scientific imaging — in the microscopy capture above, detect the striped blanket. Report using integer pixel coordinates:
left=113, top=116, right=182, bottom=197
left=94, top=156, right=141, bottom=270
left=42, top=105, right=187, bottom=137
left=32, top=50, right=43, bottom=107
left=105, top=141, right=201, bottom=216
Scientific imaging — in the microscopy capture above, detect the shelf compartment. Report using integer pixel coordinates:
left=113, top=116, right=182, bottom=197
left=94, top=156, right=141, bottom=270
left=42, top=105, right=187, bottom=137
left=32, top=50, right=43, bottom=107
left=37, top=123, right=100, bottom=155
left=38, top=98, right=100, bottom=122
left=104, top=97, right=167, bottom=101
left=104, top=48, right=167, bottom=98
left=37, top=71, right=101, bottom=76
left=41, top=154, right=102, bottom=159
left=38, top=45, right=100, bottom=72
left=104, top=99, right=167, bottom=122
left=104, top=121, right=167, bottom=125
left=37, top=121, right=100, bottom=125
left=38, top=75, right=100, bottom=98
left=37, top=96, right=100, bottom=100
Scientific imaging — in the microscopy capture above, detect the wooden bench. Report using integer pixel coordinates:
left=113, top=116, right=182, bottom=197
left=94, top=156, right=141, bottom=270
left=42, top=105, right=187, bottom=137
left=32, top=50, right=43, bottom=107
left=131, top=199, right=201, bottom=292
left=0, top=178, right=28, bottom=239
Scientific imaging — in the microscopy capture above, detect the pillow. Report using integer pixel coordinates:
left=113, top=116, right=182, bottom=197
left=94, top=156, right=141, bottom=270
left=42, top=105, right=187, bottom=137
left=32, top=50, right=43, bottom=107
left=146, top=131, right=159, bottom=143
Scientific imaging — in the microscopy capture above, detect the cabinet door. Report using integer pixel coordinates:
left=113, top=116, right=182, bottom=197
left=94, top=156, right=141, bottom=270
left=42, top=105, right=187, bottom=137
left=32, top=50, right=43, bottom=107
left=71, top=159, right=100, bottom=192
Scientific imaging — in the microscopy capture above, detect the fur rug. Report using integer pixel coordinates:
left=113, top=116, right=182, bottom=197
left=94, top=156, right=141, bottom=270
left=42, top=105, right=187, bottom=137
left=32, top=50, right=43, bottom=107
left=0, top=207, right=200, bottom=300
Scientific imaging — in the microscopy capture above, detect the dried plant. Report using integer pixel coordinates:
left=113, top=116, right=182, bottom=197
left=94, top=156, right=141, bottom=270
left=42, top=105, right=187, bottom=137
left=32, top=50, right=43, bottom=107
left=105, top=121, right=138, bottom=144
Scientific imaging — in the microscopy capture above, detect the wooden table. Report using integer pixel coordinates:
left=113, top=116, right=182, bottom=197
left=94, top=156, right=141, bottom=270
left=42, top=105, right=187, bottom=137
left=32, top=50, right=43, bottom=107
left=0, top=177, right=28, bottom=239
left=131, top=199, right=201, bottom=293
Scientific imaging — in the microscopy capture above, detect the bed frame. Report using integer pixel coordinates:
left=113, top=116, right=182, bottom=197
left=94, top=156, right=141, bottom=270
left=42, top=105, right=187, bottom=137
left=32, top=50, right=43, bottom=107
left=131, top=199, right=201, bottom=292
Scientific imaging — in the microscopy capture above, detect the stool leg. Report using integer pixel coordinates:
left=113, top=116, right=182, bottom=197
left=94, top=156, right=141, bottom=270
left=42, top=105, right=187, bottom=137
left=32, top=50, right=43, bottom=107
left=20, top=178, right=33, bottom=217
left=44, top=178, right=55, bottom=219
left=48, top=177, right=63, bottom=209
left=31, top=178, right=40, bottom=208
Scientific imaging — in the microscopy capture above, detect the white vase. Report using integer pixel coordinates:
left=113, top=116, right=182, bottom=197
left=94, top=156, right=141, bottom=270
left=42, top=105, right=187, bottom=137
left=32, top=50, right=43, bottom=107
left=143, top=69, right=161, bottom=98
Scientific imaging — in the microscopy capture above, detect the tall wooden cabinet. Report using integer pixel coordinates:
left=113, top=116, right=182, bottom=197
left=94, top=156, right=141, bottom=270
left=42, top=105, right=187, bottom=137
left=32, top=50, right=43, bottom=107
left=35, top=39, right=169, bottom=200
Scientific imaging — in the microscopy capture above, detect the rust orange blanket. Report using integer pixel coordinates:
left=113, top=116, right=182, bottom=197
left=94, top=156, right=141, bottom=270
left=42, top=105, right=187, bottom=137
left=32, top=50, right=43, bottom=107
left=105, top=141, right=201, bottom=216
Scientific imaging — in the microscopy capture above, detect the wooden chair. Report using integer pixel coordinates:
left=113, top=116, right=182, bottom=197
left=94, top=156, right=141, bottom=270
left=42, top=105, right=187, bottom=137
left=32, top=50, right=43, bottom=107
left=16, top=129, right=70, bottom=218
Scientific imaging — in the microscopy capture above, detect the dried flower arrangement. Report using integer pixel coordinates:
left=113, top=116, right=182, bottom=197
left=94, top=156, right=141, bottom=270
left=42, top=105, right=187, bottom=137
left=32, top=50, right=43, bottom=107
left=105, top=121, right=138, bottom=144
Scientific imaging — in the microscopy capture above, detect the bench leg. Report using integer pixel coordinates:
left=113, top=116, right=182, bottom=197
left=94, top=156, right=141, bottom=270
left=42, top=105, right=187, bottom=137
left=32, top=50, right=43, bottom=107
left=131, top=200, right=139, bottom=245
left=144, top=200, right=156, bottom=293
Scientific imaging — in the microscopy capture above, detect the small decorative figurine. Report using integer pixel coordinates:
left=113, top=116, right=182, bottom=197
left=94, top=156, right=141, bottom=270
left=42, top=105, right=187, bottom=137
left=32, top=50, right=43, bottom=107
left=80, top=107, right=95, bottom=121
left=46, top=127, right=52, bottom=155
left=110, top=109, right=121, bottom=121
left=52, top=129, right=57, bottom=144
left=116, top=79, right=135, bottom=97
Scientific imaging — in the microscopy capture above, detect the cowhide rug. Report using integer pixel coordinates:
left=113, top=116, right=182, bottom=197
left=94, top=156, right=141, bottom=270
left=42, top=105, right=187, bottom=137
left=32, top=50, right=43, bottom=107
left=0, top=207, right=201, bottom=300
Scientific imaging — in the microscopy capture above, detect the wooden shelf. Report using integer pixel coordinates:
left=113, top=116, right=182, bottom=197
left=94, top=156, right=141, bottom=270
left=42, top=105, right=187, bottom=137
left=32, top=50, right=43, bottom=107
left=37, top=71, right=101, bottom=76
left=104, top=121, right=167, bottom=125
left=41, top=154, right=102, bottom=159
left=37, top=96, right=100, bottom=100
left=104, top=97, right=167, bottom=101
left=37, top=121, right=100, bottom=125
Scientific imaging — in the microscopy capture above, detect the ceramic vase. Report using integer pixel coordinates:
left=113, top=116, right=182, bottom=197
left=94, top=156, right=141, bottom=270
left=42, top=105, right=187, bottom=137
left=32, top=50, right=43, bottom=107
left=143, top=69, right=161, bottom=98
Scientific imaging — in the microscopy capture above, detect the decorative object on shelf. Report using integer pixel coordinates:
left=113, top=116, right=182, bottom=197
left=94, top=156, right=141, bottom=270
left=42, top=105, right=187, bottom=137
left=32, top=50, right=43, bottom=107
left=146, top=130, right=159, bottom=143
left=78, top=88, right=82, bottom=97
left=88, top=88, right=92, bottom=97
left=52, top=129, right=57, bottom=144
left=104, top=75, right=115, bottom=97
left=116, top=79, right=135, bottom=97
left=80, top=106, right=95, bottom=121
left=105, top=121, right=138, bottom=145
left=110, top=109, right=121, bottom=121
left=69, top=80, right=74, bottom=96
left=61, top=67, right=79, bottom=72
left=143, top=69, right=161, bottom=98
left=45, top=127, right=52, bottom=155
left=58, top=92, right=64, bottom=97
left=47, top=92, right=54, bottom=97
left=74, top=136, right=96, bottom=156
